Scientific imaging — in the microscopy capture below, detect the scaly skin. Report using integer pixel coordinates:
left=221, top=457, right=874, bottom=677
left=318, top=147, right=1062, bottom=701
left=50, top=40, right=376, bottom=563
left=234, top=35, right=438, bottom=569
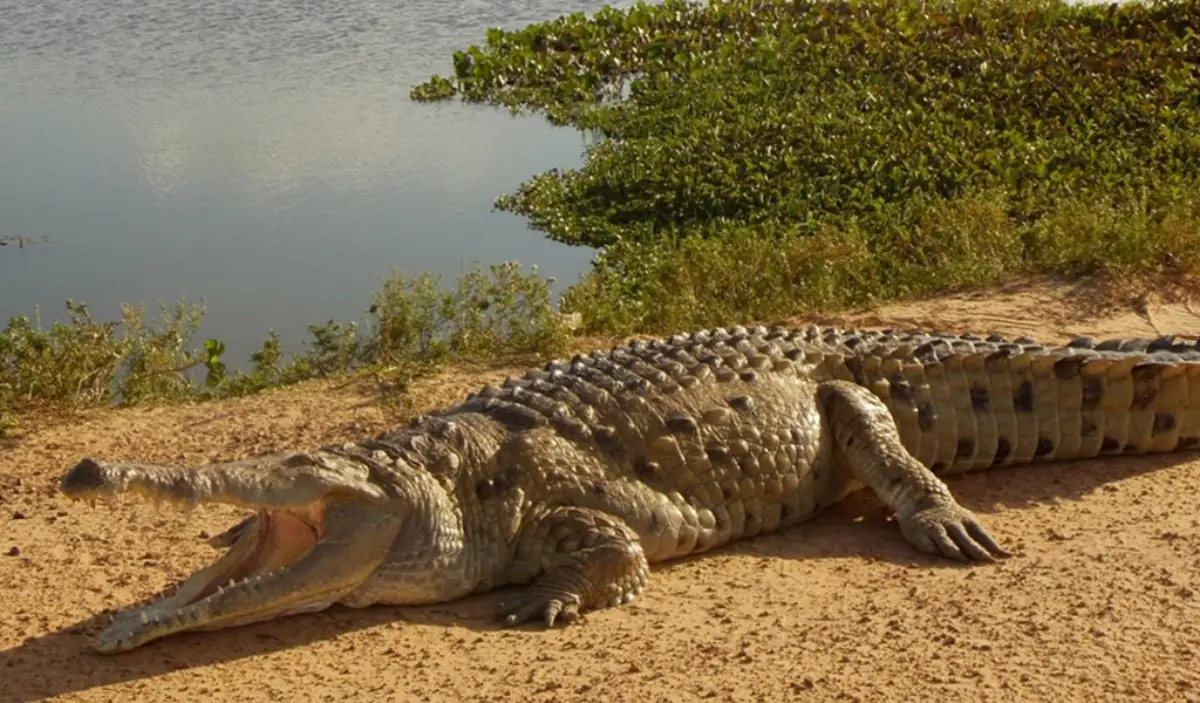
left=59, top=325, right=1200, bottom=653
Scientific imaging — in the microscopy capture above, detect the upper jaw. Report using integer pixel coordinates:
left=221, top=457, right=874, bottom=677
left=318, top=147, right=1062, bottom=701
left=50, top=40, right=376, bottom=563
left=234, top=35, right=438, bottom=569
left=59, top=453, right=389, bottom=513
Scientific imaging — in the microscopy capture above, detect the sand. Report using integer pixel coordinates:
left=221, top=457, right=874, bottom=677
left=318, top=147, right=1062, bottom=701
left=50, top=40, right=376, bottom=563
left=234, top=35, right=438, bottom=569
left=2, top=277, right=1199, bottom=702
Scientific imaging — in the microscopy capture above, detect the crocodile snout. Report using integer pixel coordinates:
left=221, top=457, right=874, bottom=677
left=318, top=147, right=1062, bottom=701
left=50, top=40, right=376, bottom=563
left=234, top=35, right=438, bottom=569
left=60, top=457, right=108, bottom=496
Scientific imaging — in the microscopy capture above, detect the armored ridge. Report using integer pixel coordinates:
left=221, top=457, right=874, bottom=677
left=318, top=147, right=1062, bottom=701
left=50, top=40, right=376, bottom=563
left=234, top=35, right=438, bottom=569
left=58, top=325, right=1200, bottom=653
left=766, top=326, right=1200, bottom=471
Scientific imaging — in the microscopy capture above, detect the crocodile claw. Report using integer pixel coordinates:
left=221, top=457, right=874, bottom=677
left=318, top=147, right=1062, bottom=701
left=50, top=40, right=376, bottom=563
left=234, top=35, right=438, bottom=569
left=500, top=591, right=582, bottom=627
left=898, top=502, right=1011, bottom=562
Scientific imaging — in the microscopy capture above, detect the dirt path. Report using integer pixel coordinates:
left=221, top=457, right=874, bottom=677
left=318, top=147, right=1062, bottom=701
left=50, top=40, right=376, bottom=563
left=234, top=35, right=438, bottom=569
left=3, top=278, right=1200, bottom=702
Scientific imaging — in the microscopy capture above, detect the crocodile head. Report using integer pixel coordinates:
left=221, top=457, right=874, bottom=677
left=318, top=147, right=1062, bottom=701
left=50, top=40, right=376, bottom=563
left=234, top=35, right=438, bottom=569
left=59, top=452, right=402, bottom=653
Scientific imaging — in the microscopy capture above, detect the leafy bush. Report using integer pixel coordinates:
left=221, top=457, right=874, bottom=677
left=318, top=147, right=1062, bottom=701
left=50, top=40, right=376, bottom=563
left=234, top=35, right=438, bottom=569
left=416, top=0, right=1200, bottom=332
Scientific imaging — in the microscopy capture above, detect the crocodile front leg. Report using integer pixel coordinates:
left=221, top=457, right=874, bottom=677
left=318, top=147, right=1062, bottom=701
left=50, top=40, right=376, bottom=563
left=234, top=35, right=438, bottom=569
left=502, top=505, right=650, bottom=627
left=819, top=380, right=1011, bottom=562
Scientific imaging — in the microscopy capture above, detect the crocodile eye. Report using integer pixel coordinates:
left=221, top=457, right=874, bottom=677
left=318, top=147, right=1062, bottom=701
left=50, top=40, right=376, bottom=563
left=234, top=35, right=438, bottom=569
left=280, top=452, right=316, bottom=468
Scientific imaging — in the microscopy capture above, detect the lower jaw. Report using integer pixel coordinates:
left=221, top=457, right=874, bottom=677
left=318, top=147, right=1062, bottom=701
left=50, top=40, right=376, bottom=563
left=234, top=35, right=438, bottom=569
left=189, top=596, right=343, bottom=630
left=96, top=576, right=345, bottom=652
left=108, top=509, right=322, bottom=622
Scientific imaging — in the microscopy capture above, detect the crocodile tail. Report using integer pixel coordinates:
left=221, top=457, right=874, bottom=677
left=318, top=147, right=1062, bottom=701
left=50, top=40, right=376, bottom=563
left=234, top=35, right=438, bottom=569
left=831, top=334, right=1200, bottom=475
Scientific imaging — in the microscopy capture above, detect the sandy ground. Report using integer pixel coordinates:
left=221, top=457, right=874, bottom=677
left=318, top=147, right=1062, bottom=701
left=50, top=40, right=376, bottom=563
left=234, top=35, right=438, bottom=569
left=3, top=277, right=1200, bottom=703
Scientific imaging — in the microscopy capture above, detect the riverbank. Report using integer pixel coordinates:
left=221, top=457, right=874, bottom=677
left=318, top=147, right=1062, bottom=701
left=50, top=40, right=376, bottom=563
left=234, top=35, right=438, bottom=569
left=0, top=262, right=577, bottom=436
left=5, top=0, right=1199, bottom=434
left=4, top=277, right=1198, bottom=701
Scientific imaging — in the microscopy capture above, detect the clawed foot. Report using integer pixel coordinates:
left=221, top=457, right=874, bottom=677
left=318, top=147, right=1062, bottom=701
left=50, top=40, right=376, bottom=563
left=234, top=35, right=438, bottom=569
left=500, top=590, right=583, bottom=627
left=503, top=505, right=650, bottom=628
left=899, top=501, right=1011, bottom=562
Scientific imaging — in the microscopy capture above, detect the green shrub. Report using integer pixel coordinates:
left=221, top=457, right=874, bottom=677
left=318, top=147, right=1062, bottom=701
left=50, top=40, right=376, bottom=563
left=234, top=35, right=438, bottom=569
left=416, top=0, right=1200, bottom=332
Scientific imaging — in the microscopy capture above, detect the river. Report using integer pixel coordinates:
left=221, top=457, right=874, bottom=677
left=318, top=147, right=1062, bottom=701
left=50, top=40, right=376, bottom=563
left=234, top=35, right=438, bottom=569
left=0, top=0, right=625, bottom=366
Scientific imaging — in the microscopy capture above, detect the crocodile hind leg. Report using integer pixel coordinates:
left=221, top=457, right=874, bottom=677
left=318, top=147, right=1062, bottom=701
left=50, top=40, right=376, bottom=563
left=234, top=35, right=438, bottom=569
left=819, top=380, right=1011, bottom=562
left=503, top=505, right=650, bottom=627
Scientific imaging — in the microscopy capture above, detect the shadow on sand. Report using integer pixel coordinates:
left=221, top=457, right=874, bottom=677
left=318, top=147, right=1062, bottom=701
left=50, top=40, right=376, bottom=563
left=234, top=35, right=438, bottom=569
left=1, top=451, right=1192, bottom=702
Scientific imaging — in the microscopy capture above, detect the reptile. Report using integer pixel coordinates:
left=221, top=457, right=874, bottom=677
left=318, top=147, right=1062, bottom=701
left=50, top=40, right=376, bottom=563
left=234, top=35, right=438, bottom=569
left=59, top=324, right=1200, bottom=653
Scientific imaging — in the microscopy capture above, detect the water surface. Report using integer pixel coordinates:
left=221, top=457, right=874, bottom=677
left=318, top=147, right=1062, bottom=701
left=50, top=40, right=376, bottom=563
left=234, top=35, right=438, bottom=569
left=0, top=0, right=625, bottom=364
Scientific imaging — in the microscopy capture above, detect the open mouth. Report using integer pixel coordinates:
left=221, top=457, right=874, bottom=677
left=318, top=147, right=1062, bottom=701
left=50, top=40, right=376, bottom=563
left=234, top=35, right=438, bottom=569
left=101, top=504, right=324, bottom=631
left=57, top=457, right=341, bottom=652
left=58, top=454, right=397, bottom=652
left=182, top=507, right=323, bottom=605
left=75, top=505, right=329, bottom=654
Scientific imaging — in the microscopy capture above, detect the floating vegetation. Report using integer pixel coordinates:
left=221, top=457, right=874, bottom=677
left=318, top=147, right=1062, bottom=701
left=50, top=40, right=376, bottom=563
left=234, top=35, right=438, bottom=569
left=415, top=0, right=1200, bottom=332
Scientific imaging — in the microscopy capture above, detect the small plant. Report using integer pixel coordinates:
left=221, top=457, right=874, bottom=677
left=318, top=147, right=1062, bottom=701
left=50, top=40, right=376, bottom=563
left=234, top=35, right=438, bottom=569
left=363, top=261, right=574, bottom=366
left=444, top=262, right=572, bottom=359
left=366, top=269, right=455, bottom=366
left=117, top=300, right=209, bottom=405
left=0, top=411, right=17, bottom=437
left=409, top=75, right=456, bottom=101
left=0, top=301, right=129, bottom=406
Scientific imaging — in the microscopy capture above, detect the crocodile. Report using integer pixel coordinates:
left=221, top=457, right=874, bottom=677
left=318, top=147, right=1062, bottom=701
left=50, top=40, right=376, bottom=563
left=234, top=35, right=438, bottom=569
left=59, top=325, right=1200, bottom=653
